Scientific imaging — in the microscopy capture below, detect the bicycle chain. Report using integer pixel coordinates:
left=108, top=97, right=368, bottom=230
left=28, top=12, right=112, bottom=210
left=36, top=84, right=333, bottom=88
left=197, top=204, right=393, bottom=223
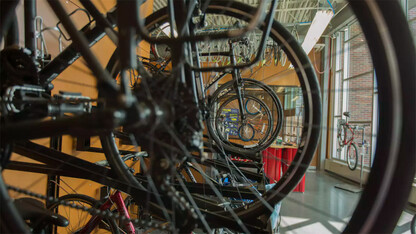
left=7, top=184, right=175, bottom=232
left=161, top=179, right=198, bottom=220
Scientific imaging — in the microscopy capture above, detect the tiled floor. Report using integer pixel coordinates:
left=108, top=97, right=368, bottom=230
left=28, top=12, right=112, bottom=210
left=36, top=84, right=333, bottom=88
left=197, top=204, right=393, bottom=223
left=279, top=171, right=415, bottom=233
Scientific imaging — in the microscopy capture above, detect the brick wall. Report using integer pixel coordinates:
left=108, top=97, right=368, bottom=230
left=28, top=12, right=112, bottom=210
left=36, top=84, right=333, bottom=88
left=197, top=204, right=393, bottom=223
left=345, top=22, right=374, bottom=166
left=346, top=21, right=373, bottom=123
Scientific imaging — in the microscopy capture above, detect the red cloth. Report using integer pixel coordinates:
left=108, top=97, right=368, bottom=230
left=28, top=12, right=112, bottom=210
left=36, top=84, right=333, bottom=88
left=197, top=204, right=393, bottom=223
left=281, top=148, right=305, bottom=192
left=262, top=148, right=281, bottom=183
left=263, top=148, right=305, bottom=192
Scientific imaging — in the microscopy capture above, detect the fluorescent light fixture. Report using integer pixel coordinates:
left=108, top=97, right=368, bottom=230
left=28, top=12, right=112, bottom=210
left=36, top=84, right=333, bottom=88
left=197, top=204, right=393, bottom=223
left=301, top=10, right=333, bottom=55
left=291, top=96, right=299, bottom=102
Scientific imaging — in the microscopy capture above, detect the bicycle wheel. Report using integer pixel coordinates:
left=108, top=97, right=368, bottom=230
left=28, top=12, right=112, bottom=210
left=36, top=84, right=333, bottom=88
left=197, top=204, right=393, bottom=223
left=208, top=78, right=284, bottom=155
left=214, top=94, right=273, bottom=148
left=347, top=143, right=358, bottom=171
left=411, top=214, right=416, bottom=234
left=47, top=194, right=120, bottom=234
left=238, top=124, right=255, bottom=142
left=337, top=124, right=346, bottom=147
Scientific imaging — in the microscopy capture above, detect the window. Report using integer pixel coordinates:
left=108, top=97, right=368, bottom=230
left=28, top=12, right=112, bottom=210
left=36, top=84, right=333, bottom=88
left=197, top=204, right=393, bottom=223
left=330, top=21, right=377, bottom=168
left=283, top=87, right=303, bottom=145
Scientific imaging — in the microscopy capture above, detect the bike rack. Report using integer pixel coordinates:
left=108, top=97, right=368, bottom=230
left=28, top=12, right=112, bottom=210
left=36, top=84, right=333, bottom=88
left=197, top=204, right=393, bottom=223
left=334, top=125, right=369, bottom=193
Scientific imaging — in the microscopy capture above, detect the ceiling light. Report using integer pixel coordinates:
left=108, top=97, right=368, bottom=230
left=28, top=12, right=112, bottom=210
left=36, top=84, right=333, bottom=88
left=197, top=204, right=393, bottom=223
left=301, top=10, right=333, bottom=55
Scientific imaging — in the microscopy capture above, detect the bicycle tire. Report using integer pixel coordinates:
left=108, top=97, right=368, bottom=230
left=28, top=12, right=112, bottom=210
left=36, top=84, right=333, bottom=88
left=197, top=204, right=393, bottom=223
left=237, top=124, right=255, bottom=142
left=47, top=194, right=120, bottom=234
left=245, top=99, right=262, bottom=115
left=207, top=78, right=284, bottom=156
left=214, top=94, right=273, bottom=148
left=347, top=142, right=358, bottom=171
left=338, top=124, right=346, bottom=147
left=411, top=214, right=416, bottom=234
left=342, top=1, right=415, bottom=232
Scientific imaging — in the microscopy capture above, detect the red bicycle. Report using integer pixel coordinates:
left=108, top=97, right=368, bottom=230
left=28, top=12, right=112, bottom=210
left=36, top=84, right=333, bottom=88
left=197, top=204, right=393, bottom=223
left=46, top=189, right=141, bottom=234
left=337, top=112, right=358, bottom=170
left=46, top=153, right=148, bottom=234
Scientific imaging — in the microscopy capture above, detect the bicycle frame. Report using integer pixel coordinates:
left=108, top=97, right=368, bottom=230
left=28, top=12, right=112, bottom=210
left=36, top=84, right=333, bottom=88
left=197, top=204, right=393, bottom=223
left=342, top=123, right=356, bottom=147
left=79, top=190, right=135, bottom=234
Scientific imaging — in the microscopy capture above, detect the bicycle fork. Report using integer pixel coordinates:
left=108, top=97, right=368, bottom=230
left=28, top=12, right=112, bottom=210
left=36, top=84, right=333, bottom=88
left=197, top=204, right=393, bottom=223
left=229, top=41, right=247, bottom=122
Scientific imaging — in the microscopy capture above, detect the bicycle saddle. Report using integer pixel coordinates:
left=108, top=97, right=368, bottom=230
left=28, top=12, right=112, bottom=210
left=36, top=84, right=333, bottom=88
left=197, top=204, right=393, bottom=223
left=343, top=112, right=350, bottom=117
left=14, top=197, right=69, bottom=229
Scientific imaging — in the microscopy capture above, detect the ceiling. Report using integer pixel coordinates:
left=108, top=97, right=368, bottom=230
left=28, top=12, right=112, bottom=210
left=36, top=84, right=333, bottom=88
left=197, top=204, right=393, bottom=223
left=152, top=0, right=338, bottom=39
left=149, top=0, right=345, bottom=58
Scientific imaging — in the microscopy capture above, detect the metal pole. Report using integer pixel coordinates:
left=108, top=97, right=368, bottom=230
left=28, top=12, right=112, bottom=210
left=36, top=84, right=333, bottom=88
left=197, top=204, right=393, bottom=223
left=359, top=127, right=365, bottom=188
left=319, top=37, right=330, bottom=170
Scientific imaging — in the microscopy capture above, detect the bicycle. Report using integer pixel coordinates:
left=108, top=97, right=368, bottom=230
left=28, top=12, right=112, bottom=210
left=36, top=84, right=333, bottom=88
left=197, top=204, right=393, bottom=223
left=337, top=111, right=359, bottom=170
left=214, top=95, right=272, bottom=143
left=0, top=0, right=414, bottom=233
left=47, top=193, right=122, bottom=233
left=29, top=151, right=153, bottom=234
